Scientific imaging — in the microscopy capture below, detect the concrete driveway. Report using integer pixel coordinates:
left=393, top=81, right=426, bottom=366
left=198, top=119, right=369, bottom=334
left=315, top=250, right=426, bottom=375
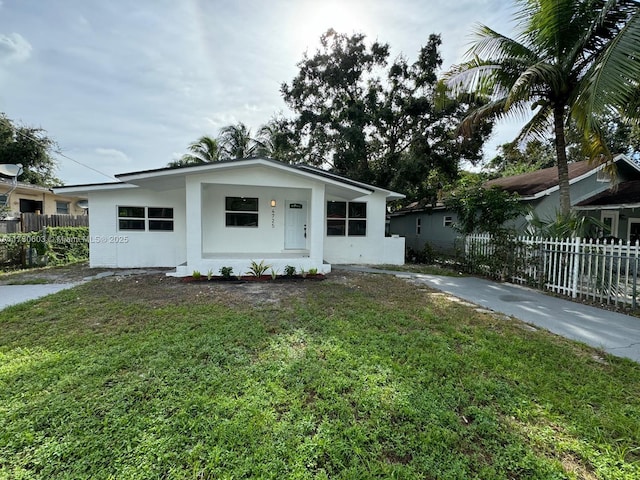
left=336, top=266, right=640, bottom=363
left=0, top=284, right=79, bottom=311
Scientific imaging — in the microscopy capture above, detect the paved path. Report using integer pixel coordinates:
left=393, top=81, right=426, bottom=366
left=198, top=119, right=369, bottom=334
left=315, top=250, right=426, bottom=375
left=0, top=284, right=78, bottom=311
left=335, top=265, right=640, bottom=363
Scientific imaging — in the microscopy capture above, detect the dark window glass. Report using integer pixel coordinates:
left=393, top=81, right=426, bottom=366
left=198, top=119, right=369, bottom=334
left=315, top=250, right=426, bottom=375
left=119, top=219, right=145, bottom=230
left=225, top=197, right=258, bottom=212
left=226, top=212, right=259, bottom=227
left=148, top=207, right=173, bottom=219
left=327, top=219, right=346, bottom=236
left=348, top=220, right=367, bottom=236
left=348, top=202, right=366, bottom=219
left=149, top=220, right=174, bottom=231
left=119, top=206, right=145, bottom=218
left=327, top=201, right=346, bottom=218
left=327, top=201, right=367, bottom=236
left=56, top=201, right=70, bottom=214
left=19, top=199, right=43, bottom=213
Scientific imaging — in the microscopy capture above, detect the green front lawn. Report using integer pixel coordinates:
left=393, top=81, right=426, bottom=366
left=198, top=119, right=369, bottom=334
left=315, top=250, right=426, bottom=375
left=1, top=272, right=639, bottom=479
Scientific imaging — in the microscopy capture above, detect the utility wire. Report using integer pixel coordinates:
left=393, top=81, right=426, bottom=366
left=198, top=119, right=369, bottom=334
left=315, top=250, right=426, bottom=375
left=12, top=128, right=118, bottom=182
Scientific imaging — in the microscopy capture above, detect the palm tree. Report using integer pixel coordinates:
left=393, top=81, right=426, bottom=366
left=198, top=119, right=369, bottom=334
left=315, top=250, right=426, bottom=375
left=169, top=135, right=220, bottom=167
left=254, top=116, right=298, bottom=162
left=218, top=123, right=257, bottom=159
left=447, top=0, right=640, bottom=215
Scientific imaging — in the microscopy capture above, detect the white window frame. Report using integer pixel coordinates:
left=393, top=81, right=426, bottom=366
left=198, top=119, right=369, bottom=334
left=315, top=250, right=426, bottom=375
left=326, top=201, right=367, bottom=237
left=117, top=206, right=174, bottom=232
left=627, top=218, right=640, bottom=244
left=225, top=197, right=259, bottom=228
left=600, top=210, right=619, bottom=237
left=443, top=216, right=453, bottom=227
left=56, top=201, right=70, bottom=214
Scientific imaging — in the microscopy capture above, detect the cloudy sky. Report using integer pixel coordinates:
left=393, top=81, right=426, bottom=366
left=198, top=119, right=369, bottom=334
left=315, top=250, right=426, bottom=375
left=0, top=0, right=520, bottom=185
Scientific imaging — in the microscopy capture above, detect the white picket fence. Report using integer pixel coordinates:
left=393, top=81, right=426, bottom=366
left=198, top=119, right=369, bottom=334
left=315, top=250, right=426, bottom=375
left=465, top=234, right=640, bottom=308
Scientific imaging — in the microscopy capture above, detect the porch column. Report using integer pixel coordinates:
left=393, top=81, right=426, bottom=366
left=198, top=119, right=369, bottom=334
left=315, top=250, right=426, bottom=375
left=185, top=177, right=203, bottom=268
left=309, top=184, right=325, bottom=263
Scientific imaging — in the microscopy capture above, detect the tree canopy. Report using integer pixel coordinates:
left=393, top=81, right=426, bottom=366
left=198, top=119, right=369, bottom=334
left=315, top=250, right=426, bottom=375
left=447, top=0, right=640, bottom=215
left=0, top=113, right=60, bottom=186
left=281, top=29, right=492, bottom=201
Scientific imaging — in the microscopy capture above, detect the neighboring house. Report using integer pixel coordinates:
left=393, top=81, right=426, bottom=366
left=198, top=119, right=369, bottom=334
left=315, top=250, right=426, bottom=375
left=388, top=201, right=459, bottom=254
left=53, top=157, right=406, bottom=276
left=390, top=153, right=640, bottom=253
left=0, top=178, right=88, bottom=217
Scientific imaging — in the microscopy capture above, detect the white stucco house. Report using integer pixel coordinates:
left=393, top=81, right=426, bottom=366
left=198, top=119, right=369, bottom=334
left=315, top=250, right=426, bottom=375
left=54, top=158, right=406, bottom=276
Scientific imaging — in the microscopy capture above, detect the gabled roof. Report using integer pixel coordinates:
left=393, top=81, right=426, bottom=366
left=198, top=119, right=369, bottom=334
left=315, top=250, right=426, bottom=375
left=484, top=154, right=640, bottom=200
left=54, top=157, right=405, bottom=200
left=485, top=159, right=595, bottom=198
left=575, top=180, right=640, bottom=210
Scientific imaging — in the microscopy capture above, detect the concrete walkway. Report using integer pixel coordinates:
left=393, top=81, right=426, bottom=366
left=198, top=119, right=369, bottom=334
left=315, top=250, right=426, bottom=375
left=335, top=265, right=640, bottom=363
left=0, top=284, right=78, bottom=311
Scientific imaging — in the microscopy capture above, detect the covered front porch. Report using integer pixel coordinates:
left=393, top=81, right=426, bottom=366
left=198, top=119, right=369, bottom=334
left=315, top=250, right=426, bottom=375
left=171, top=172, right=332, bottom=277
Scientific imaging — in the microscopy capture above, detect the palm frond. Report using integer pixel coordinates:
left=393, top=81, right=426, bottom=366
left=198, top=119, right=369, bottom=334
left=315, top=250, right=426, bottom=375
left=458, top=96, right=535, bottom=138
left=506, top=61, right=560, bottom=108
left=579, top=8, right=640, bottom=123
left=512, top=105, right=553, bottom=144
left=466, top=24, right=536, bottom=63
left=445, top=57, right=503, bottom=96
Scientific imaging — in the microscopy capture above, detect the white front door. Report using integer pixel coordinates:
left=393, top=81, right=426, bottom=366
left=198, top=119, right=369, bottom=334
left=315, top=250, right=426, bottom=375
left=285, top=200, right=307, bottom=249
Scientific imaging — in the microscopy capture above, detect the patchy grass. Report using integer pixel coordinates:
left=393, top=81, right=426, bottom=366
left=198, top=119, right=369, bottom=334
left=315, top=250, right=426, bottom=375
left=1, top=272, right=639, bottom=479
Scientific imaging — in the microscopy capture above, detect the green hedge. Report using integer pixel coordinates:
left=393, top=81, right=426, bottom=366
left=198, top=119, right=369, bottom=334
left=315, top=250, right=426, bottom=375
left=0, top=226, right=89, bottom=268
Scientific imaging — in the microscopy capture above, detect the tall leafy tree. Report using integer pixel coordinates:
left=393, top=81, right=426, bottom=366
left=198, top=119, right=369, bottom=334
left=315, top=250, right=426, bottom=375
left=282, top=30, right=491, bottom=198
left=169, top=135, right=220, bottom=167
left=447, top=0, right=640, bottom=215
left=0, top=113, right=60, bottom=186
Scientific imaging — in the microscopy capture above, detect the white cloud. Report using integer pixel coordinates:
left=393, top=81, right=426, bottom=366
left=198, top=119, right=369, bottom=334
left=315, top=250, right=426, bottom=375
left=94, top=148, right=131, bottom=165
left=0, top=32, right=32, bottom=63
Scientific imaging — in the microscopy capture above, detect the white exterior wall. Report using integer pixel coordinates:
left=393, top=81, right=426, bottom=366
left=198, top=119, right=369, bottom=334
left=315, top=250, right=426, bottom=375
left=323, top=191, right=405, bottom=265
left=201, top=184, right=310, bottom=254
left=83, top=162, right=404, bottom=274
left=177, top=165, right=330, bottom=276
left=88, top=188, right=186, bottom=268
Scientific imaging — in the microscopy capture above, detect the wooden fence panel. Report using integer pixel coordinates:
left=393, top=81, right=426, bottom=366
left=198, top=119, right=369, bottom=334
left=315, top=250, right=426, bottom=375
left=21, top=213, right=88, bottom=232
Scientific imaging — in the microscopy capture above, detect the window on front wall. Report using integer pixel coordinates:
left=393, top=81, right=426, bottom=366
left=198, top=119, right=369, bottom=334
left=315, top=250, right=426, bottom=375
left=0, top=194, right=7, bottom=205
left=443, top=216, right=453, bottom=227
left=118, top=206, right=174, bottom=231
left=148, top=207, right=174, bottom=231
left=326, top=201, right=367, bottom=236
left=225, top=197, right=258, bottom=227
left=56, top=201, right=70, bottom=214
left=416, top=217, right=421, bottom=235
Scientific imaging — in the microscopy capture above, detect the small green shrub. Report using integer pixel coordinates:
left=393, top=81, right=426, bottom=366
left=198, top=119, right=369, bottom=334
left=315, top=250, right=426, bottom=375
left=407, top=242, right=435, bottom=264
left=270, top=267, right=278, bottom=280
left=247, top=260, right=271, bottom=276
left=219, top=266, right=234, bottom=279
left=1, top=226, right=89, bottom=270
left=192, top=270, right=201, bottom=280
left=308, top=267, right=318, bottom=275
left=206, top=269, right=213, bottom=281
left=284, top=265, right=296, bottom=277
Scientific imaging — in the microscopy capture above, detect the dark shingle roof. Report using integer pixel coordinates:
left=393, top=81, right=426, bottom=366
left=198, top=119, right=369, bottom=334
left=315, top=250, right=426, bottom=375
left=485, top=159, right=596, bottom=196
